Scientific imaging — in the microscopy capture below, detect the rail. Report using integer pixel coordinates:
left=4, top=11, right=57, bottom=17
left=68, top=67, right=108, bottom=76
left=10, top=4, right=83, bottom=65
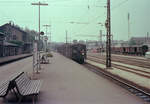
left=84, top=63, right=150, bottom=102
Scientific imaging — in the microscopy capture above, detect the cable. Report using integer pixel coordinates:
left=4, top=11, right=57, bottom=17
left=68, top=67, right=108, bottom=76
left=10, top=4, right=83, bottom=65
left=72, top=0, right=129, bottom=39
left=112, top=0, right=128, bottom=10
left=70, top=0, right=106, bottom=35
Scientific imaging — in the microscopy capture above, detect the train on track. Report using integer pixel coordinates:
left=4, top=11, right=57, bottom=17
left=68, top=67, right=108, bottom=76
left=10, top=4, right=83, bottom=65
left=97, top=45, right=149, bottom=56
left=57, top=43, right=86, bottom=64
left=111, top=45, right=149, bottom=55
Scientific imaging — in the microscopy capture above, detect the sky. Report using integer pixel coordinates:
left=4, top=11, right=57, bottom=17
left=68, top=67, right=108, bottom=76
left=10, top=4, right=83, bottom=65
left=0, top=0, right=150, bottom=42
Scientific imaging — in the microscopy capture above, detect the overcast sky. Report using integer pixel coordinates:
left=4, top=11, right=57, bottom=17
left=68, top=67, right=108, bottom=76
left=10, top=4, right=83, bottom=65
left=0, top=0, right=149, bottom=42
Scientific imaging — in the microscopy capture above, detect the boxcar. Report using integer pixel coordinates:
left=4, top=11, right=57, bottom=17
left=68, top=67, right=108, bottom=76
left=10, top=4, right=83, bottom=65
left=111, top=45, right=149, bottom=56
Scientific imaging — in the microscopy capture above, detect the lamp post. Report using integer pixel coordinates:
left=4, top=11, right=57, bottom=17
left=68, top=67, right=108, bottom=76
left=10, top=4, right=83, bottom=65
left=31, top=1, right=48, bottom=71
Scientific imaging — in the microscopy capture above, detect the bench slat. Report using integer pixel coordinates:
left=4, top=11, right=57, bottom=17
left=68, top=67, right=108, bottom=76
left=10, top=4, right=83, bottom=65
left=0, top=81, right=9, bottom=97
left=0, top=72, right=24, bottom=98
left=22, top=80, right=41, bottom=96
left=14, top=73, right=42, bottom=97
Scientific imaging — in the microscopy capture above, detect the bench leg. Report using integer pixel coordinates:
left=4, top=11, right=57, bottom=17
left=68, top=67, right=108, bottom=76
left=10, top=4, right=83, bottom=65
left=18, top=96, right=23, bottom=104
left=12, top=89, right=19, bottom=99
left=32, top=95, right=36, bottom=104
left=3, top=96, right=8, bottom=103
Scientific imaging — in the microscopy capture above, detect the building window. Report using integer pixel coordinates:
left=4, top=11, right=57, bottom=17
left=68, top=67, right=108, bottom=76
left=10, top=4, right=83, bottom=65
left=13, top=35, right=17, bottom=40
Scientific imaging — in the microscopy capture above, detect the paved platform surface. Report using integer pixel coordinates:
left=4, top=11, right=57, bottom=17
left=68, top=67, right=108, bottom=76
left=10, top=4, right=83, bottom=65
left=0, top=52, right=148, bottom=104
left=0, top=53, right=32, bottom=64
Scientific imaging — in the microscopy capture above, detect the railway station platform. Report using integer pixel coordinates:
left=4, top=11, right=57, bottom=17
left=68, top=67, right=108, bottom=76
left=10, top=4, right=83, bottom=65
left=0, top=53, right=32, bottom=64
left=0, top=52, right=148, bottom=104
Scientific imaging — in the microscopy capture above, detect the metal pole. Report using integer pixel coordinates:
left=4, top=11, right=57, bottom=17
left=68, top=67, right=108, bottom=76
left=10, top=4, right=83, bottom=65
left=66, top=30, right=68, bottom=44
left=31, top=2, right=48, bottom=72
left=100, top=30, right=102, bottom=54
left=128, top=13, right=130, bottom=40
left=66, top=30, right=68, bottom=56
left=46, top=26, right=47, bottom=52
left=49, top=24, right=51, bottom=52
left=111, top=34, right=113, bottom=47
left=106, top=0, right=111, bottom=68
left=49, top=31, right=51, bottom=52
left=147, top=32, right=149, bottom=43
left=38, top=2, right=41, bottom=70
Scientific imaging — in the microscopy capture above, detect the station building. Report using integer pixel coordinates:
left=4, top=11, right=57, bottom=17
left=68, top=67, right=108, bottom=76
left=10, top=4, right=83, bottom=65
left=0, top=22, right=33, bottom=57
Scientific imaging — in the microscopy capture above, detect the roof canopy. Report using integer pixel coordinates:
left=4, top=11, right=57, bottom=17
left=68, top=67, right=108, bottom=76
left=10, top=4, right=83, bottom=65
left=0, top=32, right=5, bottom=36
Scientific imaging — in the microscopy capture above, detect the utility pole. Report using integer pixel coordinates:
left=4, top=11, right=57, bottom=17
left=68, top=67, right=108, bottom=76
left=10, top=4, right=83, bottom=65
left=111, top=34, right=113, bottom=47
left=43, top=24, right=51, bottom=52
left=49, top=29, right=51, bottom=52
left=66, top=30, right=68, bottom=56
left=128, top=13, right=130, bottom=40
left=105, top=0, right=111, bottom=68
left=66, top=30, right=68, bottom=44
left=31, top=2, right=48, bottom=71
left=99, top=30, right=103, bottom=54
left=147, top=32, right=149, bottom=43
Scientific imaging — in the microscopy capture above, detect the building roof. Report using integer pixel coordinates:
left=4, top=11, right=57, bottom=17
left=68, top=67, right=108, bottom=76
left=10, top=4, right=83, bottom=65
left=131, top=37, right=150, bottom=41
left=0, top=32, right=5, bottom=35
left=0, top=23, right=27, bottom=35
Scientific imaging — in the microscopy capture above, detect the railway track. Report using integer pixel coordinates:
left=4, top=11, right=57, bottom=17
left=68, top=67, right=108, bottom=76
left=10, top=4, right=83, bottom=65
left=112, top=54, right=150, bottom=62
left=84, top=63, right=150, bottom=103
left=112, top=56, right=150, bottom=69
left=88, top=54, right=150, bottom=69
left=87, top=56, right=150, bottom=78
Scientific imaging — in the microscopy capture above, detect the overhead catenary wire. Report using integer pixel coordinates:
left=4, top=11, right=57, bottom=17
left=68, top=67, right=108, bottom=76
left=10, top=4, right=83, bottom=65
left=0, top=0, right=130, bottom=42
left=111, top=0, right=128, bottom=10
left=71, top=0, right=129, bottom=40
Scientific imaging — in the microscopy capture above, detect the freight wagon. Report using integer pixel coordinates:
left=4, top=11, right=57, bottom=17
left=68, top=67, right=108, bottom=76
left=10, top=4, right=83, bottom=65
left=111, top=45, right=148, bottom=56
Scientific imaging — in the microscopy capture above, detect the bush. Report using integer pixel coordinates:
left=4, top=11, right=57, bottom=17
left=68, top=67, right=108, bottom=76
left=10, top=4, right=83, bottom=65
left=47, top=53, right=53, bottom=57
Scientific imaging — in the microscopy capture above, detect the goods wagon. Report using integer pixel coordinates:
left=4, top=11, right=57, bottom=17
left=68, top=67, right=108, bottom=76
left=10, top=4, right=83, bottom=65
left=111, top=45, right=148, bottom=56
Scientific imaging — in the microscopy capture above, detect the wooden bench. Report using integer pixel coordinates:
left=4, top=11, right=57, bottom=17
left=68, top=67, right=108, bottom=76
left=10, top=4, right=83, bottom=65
left=13, top=72, right=42, bottom=103
left=40, top=55, right=49, bottom=64
left=0, top=81, right=10, bottom=98
left=0, top=72, right=24, bottom=100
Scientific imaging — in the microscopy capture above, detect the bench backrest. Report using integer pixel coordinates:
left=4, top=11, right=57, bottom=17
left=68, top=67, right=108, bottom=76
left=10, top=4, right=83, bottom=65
left=14, top=73, right=31, bottom=95
left=0, top=81, right=10, bottom=97
left=0, top=72, right=24, bottom=97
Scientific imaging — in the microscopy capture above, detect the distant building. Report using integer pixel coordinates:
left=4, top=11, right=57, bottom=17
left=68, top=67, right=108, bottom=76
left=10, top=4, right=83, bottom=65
left=86, top=40, right=100, bottom=50
left=130, top=37, right=150, bottom=45
left=0, top=22, right=32, bottom=54
left=73, top=40, right=78, bottom=44
left=78, top=40, right=85, bottom=44
left=0, top=32, right=5, bottom=57
left=112, top=40, right=129, bottom=47
left=0, top=23, right=23, bottom=42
